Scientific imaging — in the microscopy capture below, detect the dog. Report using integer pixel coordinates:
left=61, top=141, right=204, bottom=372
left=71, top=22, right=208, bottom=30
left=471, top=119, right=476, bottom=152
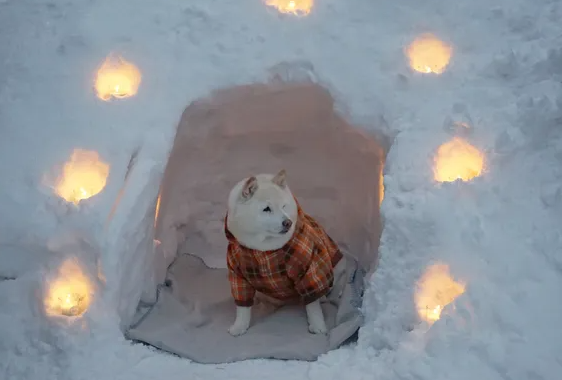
left=225, top=169, right=343, bottom=336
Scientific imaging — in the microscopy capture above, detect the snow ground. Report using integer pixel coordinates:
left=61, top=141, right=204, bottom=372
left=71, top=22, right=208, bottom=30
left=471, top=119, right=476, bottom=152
left=1, top=0, right=562, bottom=379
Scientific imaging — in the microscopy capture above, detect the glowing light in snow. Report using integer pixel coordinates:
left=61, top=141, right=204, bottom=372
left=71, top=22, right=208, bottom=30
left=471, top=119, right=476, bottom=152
left=54, top=149, right=110, bottom=204
left=433, top=137, right=484, bottom=182
left=94, top=54, right=142, bottom=101
left=265, top=0, right=313, bottom=16
left=45, top=258, right=93, bottom=317
left=415, top=263, right=466, bottom=324
left=406, top=33, right=452, bottom=74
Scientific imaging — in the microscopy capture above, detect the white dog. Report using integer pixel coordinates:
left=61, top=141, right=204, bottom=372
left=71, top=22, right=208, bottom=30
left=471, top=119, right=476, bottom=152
left=225, top=169, right=343, bottom=336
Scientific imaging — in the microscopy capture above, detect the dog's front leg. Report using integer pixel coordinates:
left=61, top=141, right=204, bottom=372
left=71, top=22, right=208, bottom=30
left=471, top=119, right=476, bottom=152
left=228, top=306, right=252, bottom=336
left=305, top=300, right=327, bottom=334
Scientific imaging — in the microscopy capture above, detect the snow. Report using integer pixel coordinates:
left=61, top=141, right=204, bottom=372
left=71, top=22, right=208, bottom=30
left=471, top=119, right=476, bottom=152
left=1, top=0, right=562, bottom=379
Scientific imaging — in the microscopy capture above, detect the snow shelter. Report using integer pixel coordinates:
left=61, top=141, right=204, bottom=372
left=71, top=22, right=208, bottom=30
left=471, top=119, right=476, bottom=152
left=117, top=81, right=385, bottom=363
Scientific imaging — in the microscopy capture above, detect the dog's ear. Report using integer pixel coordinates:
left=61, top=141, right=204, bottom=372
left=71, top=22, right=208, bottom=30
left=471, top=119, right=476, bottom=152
left=240, top=176, right=258, bottom=200
left=271, top=169, right=287, bottom=188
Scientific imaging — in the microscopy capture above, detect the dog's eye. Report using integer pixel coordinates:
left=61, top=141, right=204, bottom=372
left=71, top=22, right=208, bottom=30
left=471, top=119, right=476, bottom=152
left=263, top=206, right=272, bottom=213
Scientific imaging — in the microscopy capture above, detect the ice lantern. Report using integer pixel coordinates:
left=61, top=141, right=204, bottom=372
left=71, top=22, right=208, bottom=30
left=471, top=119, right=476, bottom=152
left=54, top=149, right=110, bottom=205
left=44, top=258, right=94, bottom=317
left=265, top=0, right=313, bottom=16
left=406, top=33, right=452, bottom=74
left=415, top=263, right=466, bottom=324
left=94, top=54, right=142, bottom=101
left=433, top=137, right=484, bottom=182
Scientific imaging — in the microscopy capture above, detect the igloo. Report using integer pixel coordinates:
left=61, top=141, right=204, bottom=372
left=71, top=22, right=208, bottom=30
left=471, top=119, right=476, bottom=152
left=45, top=81, right=386, bottom=363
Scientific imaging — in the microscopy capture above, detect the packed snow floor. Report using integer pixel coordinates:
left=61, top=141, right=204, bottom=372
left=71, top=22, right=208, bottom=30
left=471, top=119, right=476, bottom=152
left=1, top=0, right=562, bottom=379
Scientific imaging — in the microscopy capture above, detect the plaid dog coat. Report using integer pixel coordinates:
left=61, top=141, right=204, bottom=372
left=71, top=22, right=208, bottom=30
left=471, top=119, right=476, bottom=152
left=225, top=202, right=343, bottom=307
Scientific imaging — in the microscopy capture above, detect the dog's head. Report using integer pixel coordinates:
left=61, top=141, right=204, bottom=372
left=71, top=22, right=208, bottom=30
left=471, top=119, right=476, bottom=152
left=227, top=169, right=298, bottom=240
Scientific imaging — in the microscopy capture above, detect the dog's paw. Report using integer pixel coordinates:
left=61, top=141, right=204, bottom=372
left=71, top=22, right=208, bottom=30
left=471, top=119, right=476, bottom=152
left=228, top=323, right=249, bottom=336
left=308, top=321, right=328, bottom=335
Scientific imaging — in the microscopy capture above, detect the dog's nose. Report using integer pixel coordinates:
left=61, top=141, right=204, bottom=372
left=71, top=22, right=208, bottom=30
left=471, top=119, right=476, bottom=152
left=282, top=219, right=292, bottom=229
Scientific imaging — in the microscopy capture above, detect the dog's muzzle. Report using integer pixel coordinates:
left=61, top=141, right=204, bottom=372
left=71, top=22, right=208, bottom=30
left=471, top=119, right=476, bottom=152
left=280, top=218, right=293, bottom=234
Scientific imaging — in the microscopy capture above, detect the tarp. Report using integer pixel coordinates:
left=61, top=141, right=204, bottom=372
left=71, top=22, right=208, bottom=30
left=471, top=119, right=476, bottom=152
left=126, top=82, right=384, bottom=364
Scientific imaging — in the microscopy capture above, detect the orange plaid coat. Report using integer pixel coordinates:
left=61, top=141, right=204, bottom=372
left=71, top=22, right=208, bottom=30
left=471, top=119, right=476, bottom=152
left=225, top=202, right=343, bottom=307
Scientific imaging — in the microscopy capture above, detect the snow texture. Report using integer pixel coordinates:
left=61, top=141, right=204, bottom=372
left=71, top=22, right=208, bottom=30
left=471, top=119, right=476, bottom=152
left=1, top=0, right=562, bottom=379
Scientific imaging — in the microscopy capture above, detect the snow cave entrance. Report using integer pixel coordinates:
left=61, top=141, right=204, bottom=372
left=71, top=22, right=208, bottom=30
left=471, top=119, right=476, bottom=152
left=128, top=81, right=386, bottom=363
